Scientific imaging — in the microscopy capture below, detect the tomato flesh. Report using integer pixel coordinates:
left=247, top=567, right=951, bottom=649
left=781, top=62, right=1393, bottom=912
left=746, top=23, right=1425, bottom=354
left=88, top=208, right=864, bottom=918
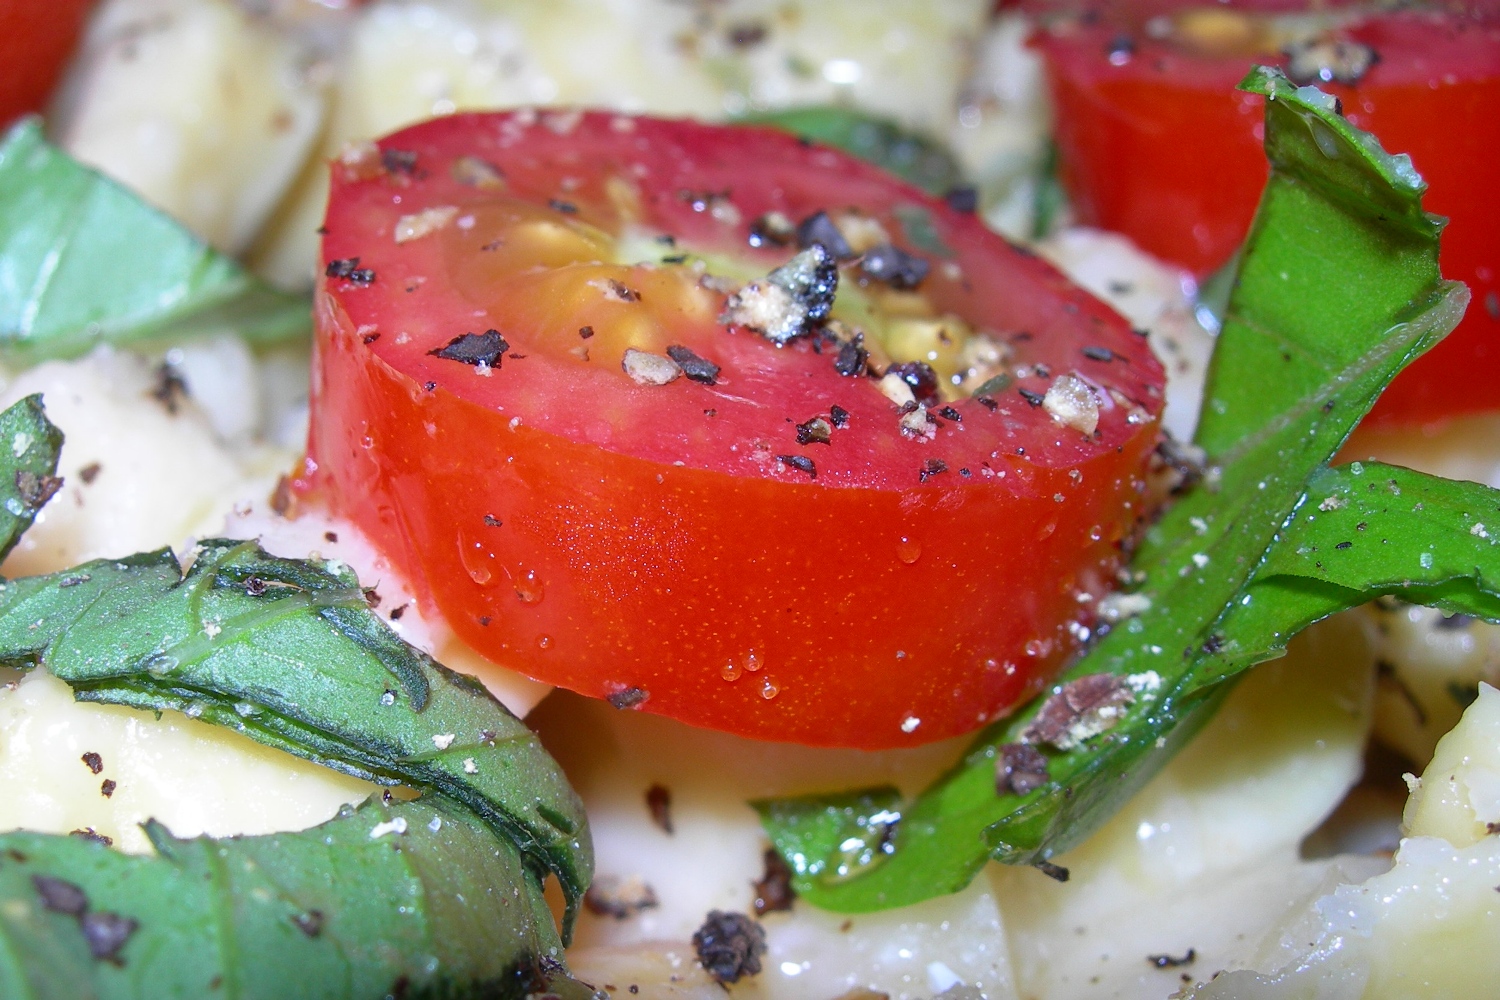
left=310, top=112, right=1163, bottom=748
left=1034, top=5, right=1500, bottom=425
left=0, top=1, right=95, bottom=125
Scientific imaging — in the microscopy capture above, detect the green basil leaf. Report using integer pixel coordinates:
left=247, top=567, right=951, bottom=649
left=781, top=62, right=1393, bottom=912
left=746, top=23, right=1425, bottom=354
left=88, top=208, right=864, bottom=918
left=0, top=538, right=592, bottom=938
left=756, top=66, right=1471, bottom=912
left=0, top=394, right=64, bottom=560
left=740, top=106, right=965, bottom=195
left=0, top=118, right=308, bottom=365
left=0, top=796, right=593, bottom=1000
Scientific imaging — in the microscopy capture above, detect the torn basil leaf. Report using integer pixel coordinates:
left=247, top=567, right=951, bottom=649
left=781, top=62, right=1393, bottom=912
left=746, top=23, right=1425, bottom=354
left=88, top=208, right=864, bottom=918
left=0, top=537, right=592, bottom=936
left=740, top=106, right=965, bottom=195
left=0, top=118, right=308, bottom=365
left=0, top=797, right=594, bottom=1000
left=0, top=393, right=64, bottom=561
left=757, top=66, right=1475, bottom=912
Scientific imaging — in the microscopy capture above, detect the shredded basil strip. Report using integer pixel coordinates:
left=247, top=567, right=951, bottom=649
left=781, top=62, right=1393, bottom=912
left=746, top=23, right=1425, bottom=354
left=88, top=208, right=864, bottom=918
left=740, top=105, right=966, bottom=195
left=0, top=118, right=308, bottom=364
left=756, top=67, right=1477, bottom=912
left=0, top=798, right=594, bottom=1000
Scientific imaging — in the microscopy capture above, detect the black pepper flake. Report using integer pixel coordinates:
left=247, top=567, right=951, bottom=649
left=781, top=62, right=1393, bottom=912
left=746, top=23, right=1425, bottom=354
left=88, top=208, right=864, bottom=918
left=325, top=257, right=375, bottom=286
left=794, top=210, right=854, bottom=259
left=1201, top=633, right=1224, bottom=655
left=645, top=783, right=673, bottom=834
left=271, top=475, right=294, bottom=517
left=829, top=404, right=850, bottom=427
left=944, top=185, right=979, bottom=214
left=859, top=244, right=930, bottom=290
left=81, top=911, right=138, bottom=964
left=244, top=575, right=268, bottom=597
left=483, top=514, right=502, bottom=527
left=548, top=198, right=578, bottom=214
left=975, top=395, right=998, bottom=412
left=1148, top=949, right=1197, bottom=969
left=888, top=361, right=940, bottom=406
left=429, top=329, right=509, bottom=368
left=666, top=345, right=721, bottom=385
left=380, top=148, right=419, bottom=175
left=693, top=910, right=767, bottom=984
left=752, top=848, right=796, bottom=915
left=1023, top=673, right=1135, bottom=750
left=997, top=742, right=1049, bottom=795
left=661, top=253, right=688, bottom=264
left=607, top=278, right=641, bottom=302
left=1082, top=345, right=1114, bottom=362
left=78, top=462, right=101, bottom=484
left=778, top=454, right=817, bottom=478
left=608, top=686, right=650, bottom=710
left=919, top=458, right=948, bottom=483
left=937, top=405, right=962, bottom=422
left=33, top=875, right=89, bottom=916
left=423, top=381, right=437, bottom=392
left=728, top=22, right=768, bottom=47
left=69, top=828, right=113, bottom=847
left=100, top=779, right=116, bottom=798
left=1035, top=860, right=1070, bottom=882
left=390, top=604, right=407, bottom=621
left=1335, top=540, right=1352, bottom=550
left=1018, top=387, right=1045, bottom=407
left=833, top=339, right=869, bottom=377
left=81, top=752, right=104, bottom=775
left=579, top=325, right=595, bottom=339
left=478, top=616, right=491, bottom=626
left=795, top=416, right=832, bottom=445
left=362, top=332, right=380, bottom=345
left=1106, top=33, right=1135, bottom=60
left=292, top=910, right=325, bottom=938
left=150, top=363, right=188, bottom=414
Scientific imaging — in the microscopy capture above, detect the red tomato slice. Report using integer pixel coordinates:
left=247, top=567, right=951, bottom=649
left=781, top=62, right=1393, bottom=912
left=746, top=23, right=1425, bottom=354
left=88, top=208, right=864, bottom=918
left=308, top=111, right=1163, bottom=748
left=1033, top=4, right=1500, bottom=426
left=0, top=1, right=95, bottom=125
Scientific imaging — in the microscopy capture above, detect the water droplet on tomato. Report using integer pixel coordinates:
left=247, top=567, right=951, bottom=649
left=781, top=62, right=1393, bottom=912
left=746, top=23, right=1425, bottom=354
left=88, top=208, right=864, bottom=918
left=537, top=635, right=552, bottom=650
left=1024, top=638, right=1051, bottom=658
left=760, top=677, right=780, bottom=700
left=1088, top=524, right=1103, bottom=542
left=514, top=567, right=545, bottom=604
left=457, top=533, right=495, bottom=586
left=721, top=660, right=742, bottom=682
left=743, top=649, right=762, bottom=673
left=895, top=537, right=922, bottom=564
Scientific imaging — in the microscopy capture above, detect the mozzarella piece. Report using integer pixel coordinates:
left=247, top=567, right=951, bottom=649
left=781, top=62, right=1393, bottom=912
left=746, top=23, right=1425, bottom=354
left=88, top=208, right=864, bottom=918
left=0, top=347, right=291, bottom=579
left=0, top=669, right=373, bottom=854
left=51, top=0, right=327, bottom=255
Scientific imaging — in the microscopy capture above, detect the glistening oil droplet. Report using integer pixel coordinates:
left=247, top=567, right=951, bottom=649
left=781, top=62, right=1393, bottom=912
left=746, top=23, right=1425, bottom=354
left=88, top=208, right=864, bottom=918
left=514, top=567, right=544, bottom=604
left=895, top=536, right=922, bottom=564
left=721, top=660, right=742, bottom=682
left=760, top=677, right=780, bottom=700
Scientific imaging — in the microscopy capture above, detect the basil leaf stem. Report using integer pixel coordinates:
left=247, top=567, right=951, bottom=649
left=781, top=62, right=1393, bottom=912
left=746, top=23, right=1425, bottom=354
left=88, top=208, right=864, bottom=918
left=757, top=67, right=1474, bottom=912
left=0, top=118, right=309, bottom=364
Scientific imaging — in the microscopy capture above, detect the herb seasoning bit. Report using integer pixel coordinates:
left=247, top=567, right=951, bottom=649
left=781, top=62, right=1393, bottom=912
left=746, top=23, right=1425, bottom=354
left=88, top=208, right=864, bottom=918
left=829, top=404, right=850, bottom=428
left=723, top=244, right=839, bottom=345
left=778, top=454, right=817, bottom=478
left=69, top=828, right=113, bottom=847
left=1042, top=374, right=1100, bottom=434
left=795, top=210, right=854, bottom=259
left=752, top=848, right=796, bottom=915
left=607, top=686, right=650, bottom=710
left=325, top=257, right=375, bottom=286
left=645, top=783, right=673, bottom=834
left=919, top=458, right=948, bottom=483
left=1023, top=673, right=1136, bottom=750
left=430, top=329, right=509, bottom=368
left=483, top=514, right=502, bottom=527
left=1148, top=948, right=1197, bottom=969
left=292, top=910, right=325, bottom=938
left=100, top=779, right=116, bottom=798
left=997, top=742, right=1050, bottom=795
left=665, top=345, right=721, bottom=385
left=975, top=395, right=999, bottom=412
left=33, top=874, right=88, bottom=916
left=81, top=751, right=103, bottom=775
left=78, top=462, right=101, bottom=484
left=858, top=244, right=930, bottom=290
left=621, top=348, right=682, bottom=386
left=584, top=875, right=660, bottom=920
left=1034, top=860, right=1070, bottom=883
left=81, top=911, right=138, bottom=963
left=692, top=910, right=767, bottom=984
left=150, top=364, right=188, bottom=414
left=795, top=416, right=832, bottom=446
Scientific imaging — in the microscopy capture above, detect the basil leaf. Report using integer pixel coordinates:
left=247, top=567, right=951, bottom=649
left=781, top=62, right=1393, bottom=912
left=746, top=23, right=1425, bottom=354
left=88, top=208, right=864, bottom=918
left=740, top=106, right=965, bottom=195
left=0, top=538, right=592, bottom=938
left=0, top=394, right=64, bottom=560
left=0, top=796, right=593, bottom=1000
left=0, top=118, right=308, bottom=365
left=756, top=67, right=1471, bottom=912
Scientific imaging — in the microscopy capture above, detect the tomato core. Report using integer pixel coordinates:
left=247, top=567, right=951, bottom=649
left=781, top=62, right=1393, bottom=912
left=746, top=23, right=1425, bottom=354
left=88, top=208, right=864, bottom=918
left=309, top=112, right=1164, bottom=748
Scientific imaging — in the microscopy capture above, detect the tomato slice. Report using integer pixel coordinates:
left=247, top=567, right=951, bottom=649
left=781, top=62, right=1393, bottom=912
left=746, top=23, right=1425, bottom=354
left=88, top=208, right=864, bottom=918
left=308, top=111, right=1163, bottom=748
left=1033, top=4, right=1500, bottom=425
left=0, top=1, right=95, bottom=125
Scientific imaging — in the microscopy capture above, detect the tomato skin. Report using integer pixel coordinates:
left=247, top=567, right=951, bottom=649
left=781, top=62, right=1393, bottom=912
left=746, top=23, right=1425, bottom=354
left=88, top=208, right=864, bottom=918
left=310, top=112, right=1163, bottom=748
left=1035, top=7, right=1500, bottom=425
left=0, top=1, right=95, bottom=124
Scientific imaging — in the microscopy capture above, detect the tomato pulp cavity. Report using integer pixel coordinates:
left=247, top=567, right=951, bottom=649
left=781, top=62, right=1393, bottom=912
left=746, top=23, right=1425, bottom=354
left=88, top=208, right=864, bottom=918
left=1033, top=3, right=1500, bottom=425
left=310, top=111, right=1163, bottom=748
